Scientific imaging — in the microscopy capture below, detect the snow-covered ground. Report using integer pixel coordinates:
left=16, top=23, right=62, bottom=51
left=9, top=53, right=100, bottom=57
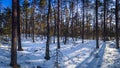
left=0, top=37, right=120, bottom=68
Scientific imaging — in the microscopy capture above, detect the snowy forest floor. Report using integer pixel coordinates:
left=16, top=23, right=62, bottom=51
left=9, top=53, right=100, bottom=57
left=0, top=37, right=120, bottom=68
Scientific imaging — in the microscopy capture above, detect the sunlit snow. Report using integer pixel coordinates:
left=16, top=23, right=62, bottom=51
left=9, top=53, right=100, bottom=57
left=0, top=37, right=120, bottom=68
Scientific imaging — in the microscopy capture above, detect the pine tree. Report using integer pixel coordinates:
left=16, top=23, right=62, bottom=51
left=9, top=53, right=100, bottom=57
left=17, top=0, right=23, bottom=51
left=103, top=0, right=106, bottom=42
left=115, top=0, right=119, bottom=49
left=10, top=0, right=19, bottom=67
left=57, top=0, right=60, bottom=49
left=96, top=0, right=99, bottom=48
left=45, top=0, right=50, bottom=60
left=82, top=0, right=85, bottom=43
left=32, top=0, right=36, bottom=42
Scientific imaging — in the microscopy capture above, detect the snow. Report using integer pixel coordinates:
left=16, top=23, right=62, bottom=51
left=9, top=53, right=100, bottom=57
left=101, top=41, right=120, bottom=68
left=0, top=37, right=120, bottom=68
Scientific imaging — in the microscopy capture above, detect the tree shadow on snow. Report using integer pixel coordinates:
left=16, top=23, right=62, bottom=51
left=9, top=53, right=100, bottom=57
left=76, top=42, right=106, bottom=68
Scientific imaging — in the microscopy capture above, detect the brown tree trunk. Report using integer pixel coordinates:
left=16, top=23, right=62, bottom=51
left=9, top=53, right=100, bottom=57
left=10, top=0, right=19, bottom=67
left=71, top=2, right=74, bottom=41
left=17, top=0, right=23, bottom=51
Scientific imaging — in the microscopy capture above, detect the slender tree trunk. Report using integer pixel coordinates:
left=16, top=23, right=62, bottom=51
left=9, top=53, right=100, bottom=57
left=32, top=0, right=35, bottom=42
left=17, top=0, right=23, bottom=51
left=25, top=5, right=28, bottom=39
left=57, top=0, right=60, bottom=49
left=96, top=0, right=99, bottom=48
left=75, top=0, right=79, bottom=41
left=45, top=0, right=50, bottom=60
left=10, top=0, right=19, bottom=67
left=103, top=0, right=106, bottom=42
left=28, top=21, right=31, bottom=37
left=53, top=8, right=56, bottom=44
left=71, top=2, right=74, bottom=41
left=82, top=0, right=84, bottom=43
left=115, top=0, right=119, bottom=49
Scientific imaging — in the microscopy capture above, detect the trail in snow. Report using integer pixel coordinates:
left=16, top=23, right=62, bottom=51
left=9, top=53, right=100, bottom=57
left=100, top=41, right=120, bottom=68
left=76, top=41, right=106, bottom=68
left=76, top=41, right=120, bottom=68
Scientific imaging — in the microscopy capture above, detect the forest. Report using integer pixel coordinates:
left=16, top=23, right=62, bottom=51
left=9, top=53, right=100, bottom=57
left=0, top=0, right=120, bottom=68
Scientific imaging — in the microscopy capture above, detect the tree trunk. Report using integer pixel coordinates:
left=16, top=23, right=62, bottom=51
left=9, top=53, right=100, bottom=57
left=71, top=2, right=74, bottom=41
left=103, top=0, right=106, bottom=42
left=25, top=4, right=28, bottom=39
left=10, top=0, right=19, bottom=67
left=115, top=0, right=119, bottom=49
left=32, top=0, right=35, bottom=42
left=96, top=0, right=99, bottom=48
left=45, top=0, right=50, bottom=60
left=17, top=0, right=23, bottom=51
left=57, top=0, right=60, bottom=49
left=53, top=8, right=56, bottom=44
left=82, top=0, right=84, bottom=43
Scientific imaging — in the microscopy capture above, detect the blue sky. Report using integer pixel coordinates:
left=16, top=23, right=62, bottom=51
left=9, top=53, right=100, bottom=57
left=1, top=0, right=12, bottom=8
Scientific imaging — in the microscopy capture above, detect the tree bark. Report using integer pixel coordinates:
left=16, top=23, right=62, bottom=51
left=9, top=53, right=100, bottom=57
left=96, top=0, right=99, bottom=48
left=71, top=2, right=74, bottom=41
left=53, top=8, right=56, bottom=44
left=103, top=0, right=106, bottom=42
left=17, top=0, right=23, bottom=51
left=10, top=0, right=19, bottom=67
left=115, top=0, right=119, bottom=49
left=45, top=0, right=50, bottom=60
left=57, top=0, right=60, bottom=49
left=25, top=1, right=28, bottom=39
left=32, top=0, right=35, bottom=42
left=82, top=0, right=84, bottom=43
